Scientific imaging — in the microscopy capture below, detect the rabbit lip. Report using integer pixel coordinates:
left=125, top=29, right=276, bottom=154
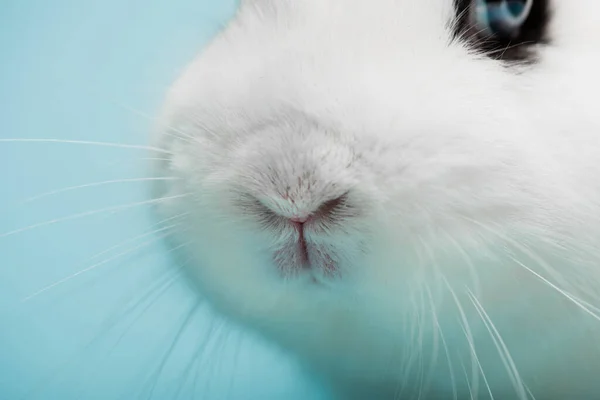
left=273, top=240, right=338, bottom=277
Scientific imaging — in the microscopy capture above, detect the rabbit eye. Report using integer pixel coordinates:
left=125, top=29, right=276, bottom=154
left=474, top=0, right=533, bottom=38
left=453, top=0, right=551, bottom=62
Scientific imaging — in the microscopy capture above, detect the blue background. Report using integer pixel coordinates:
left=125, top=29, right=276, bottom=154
left=0, top=1, right=324, bottom=398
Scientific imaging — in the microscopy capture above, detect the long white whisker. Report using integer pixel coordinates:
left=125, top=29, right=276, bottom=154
left=19, top=264, right=185, bottom=400
left=413, top=236, right=442, bottom=400
left=524, top=383, right=537, bottom=400
left=145, top=126, right=194, bottom=146
left=505, top=237, right=600, bottom=314
left=203, top=322, right=230, bottom=397
left=0, top=138, right=171, bottom=154
left=457, top=356, right=476, bottom=400
left=24, top=177, right=181, bottom=202
left=100, top=156, right=172, bottom=170
left=392, top=235, right=430, bottom=399
left=459, top=215, right=600, bottom=321
left=21, top=231, right=175, bottom=301
left=416, top=282, right=428, bottom=400
left=442, top=276, right=487, bottom=400
left=467, top=289, right=527, bottom=400
left=394, top=277, right=425, bottom=399
left=105, top=99, right=199, bottom=144
left=228, top=331, right=244, bottom=400
left=87, top=213, right=189, bottom=263
left=140, top=157, right=171, bottom=162
left=172, top=319, right=217, bottom=400
left=104, top=249, right=194, bottom=353
left=422, top=283, right=442, bottom=400
left=442, top=229, right=482, bottom=298
left=107, top=259, right=191, bottom=353
left=144, top=301, right=201, bottom=400
left=509, top=256, right=600, bottom=322
left=0, top=193, right=189, bottom=238
left=430, top=295, right=458, bottom=400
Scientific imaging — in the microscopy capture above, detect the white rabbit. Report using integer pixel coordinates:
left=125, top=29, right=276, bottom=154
left=152, top=0, right=600, bottom=398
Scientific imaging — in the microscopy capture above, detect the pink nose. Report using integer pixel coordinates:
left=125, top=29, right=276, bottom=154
left=290, top=215, right=309, bottom=224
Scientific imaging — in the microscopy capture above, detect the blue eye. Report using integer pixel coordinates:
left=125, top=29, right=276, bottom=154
left=454, top=0, right=549, bottom=62
left=474, top=0, right=533, bottom=38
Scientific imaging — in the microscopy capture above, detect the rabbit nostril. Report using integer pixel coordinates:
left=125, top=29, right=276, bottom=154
left=288, top=192, right=348, bottom=226
left=243, top=191, right=351, bottom=228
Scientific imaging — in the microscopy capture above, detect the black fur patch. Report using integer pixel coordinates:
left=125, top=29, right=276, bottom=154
left=453, top=0, right=551, bottom=63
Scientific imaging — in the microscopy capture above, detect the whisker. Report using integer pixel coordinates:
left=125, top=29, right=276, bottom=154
left=171, top=315, right=218, bottom=400
left=99, top=156, right=172, bottom=170
left=202, top=322, right=230, bottom=398
left=401, top=244, right=432, bottom=399
left=392, top=237, right=437, bottom=399
left=440, top=229, right=483, bottom=298
left=143, top=300, right=201, bottom=400
left=458, top=215, right=600, bottom=322
left=394, top=284, right=425, bottom=398
left=112, top=101, right=198, bottom=144
left=441, top=275, right=487, bottom=400
left=226, top=331, right=244, bottom=400
left=429, top=292, right=458, bottom=400
left=467, top=289, right=527, bottom=400
left=419, top=283, right=441, bottom=400
left=106, top=264, right=188, bottom=355
left=410, top=236, right=448, bottom=399
left=24, top=177, right=181, bottom=202
left=139, top=157, right=172, bottom=162
left=87, top=213, right=189, bottom=262
left=457, top=356, right=476, bottom=400
left=21, top=231, right=175, bottom=301
left=509, top=256, right=600, bottom=322
left=524, top=383, right=537, bottom=400
left=0, top=193, right=189, bottom=238
left=95, top=247, right=193, bottom=358
left=0, top=138, right=171, bottom=154
left=21, top=263, right=187, bottom=400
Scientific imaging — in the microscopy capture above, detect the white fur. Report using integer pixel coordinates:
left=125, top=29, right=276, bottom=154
left=153, top=0, right=600, bottom=398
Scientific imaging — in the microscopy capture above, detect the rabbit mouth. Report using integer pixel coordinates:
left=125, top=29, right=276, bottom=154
left=273, top=240, right=339, bottom=278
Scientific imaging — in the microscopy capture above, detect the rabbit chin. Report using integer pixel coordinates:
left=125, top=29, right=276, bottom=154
left=159, top=197, right=600, bottom=398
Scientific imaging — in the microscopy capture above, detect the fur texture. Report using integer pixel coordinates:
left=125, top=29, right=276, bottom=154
left=153, top=0, right=600, bottom=398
